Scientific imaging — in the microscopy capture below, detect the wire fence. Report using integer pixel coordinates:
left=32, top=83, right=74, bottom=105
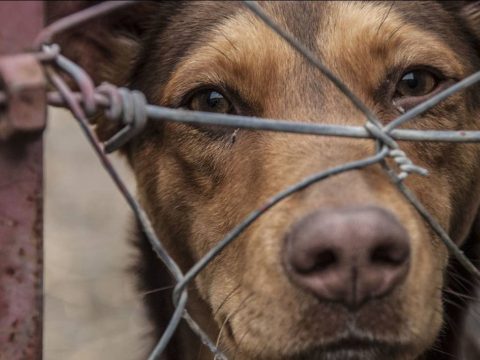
left=2, top=1, right=480, bottom=359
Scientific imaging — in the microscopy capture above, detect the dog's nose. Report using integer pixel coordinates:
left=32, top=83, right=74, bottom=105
left=284, top=206, right=410, bottom=310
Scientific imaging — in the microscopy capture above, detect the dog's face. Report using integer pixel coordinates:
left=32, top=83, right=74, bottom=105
left=55, top=1, right=480, bottom=359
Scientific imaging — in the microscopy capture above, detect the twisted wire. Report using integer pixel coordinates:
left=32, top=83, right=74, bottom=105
left=363, top=121, right=428, bottom=180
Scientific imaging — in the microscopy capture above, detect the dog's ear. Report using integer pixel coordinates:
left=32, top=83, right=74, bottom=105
left=46, top=2, right=182, bottom=146
left=461, top=2, right=480, bottom=39
left=441, top=1, right=480, bottom=40
left=46, top=1, right=166, bottom=86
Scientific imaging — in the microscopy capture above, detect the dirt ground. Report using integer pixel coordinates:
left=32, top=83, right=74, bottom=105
left=44, top=108, right=150, bottom=360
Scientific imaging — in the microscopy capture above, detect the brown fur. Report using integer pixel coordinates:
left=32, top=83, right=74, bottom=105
left=52, top=1, right=480, bottom=359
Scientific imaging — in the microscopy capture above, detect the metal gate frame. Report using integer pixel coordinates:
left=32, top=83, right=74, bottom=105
left=0, top=2, right=45, bottom=359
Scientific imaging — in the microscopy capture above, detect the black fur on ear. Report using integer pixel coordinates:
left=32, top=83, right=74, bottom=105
left=46, top=1, right=165, bottom=86
left=46, top=1, right=184, bottom=145
left=439, top=1, right=480, bottom=42
left=462, top=1, right=480, bottom=39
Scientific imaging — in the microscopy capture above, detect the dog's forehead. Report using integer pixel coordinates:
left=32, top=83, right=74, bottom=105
left=132, top=1, right=472, bottom=116
left=139, top=1, right=473, bottom=111
left=157, top=1, right=458, bottom=49
left=153, top=1, right=462, bottom=59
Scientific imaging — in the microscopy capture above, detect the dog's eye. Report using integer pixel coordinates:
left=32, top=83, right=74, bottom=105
left=396, top=70, right=439, bottom=98
left=188, top=90, right=233, bottom=114
left=391, top=69, right=446, bottom=111
left=183, top=89, right=239, bottom=141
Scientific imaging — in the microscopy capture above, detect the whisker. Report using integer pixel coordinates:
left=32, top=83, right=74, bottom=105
left=443, top=296, right=468, bottom=312
left=231, top=302, right=260, bottom=360
left=216, top=293, right=255, bottom=350
left=443, top=287, right=480, bottom=303
left=213, top=284, right=242, bottom=318
left=429, top=345, right=457, bottom=359
left=138, top=285, right=174, bottom=298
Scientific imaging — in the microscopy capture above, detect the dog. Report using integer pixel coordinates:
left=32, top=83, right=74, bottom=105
left=49, top=1, right=480, bottom=359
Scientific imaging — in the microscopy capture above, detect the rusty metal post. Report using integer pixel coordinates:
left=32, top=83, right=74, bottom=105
left=0, top=2, right=45, bottom=360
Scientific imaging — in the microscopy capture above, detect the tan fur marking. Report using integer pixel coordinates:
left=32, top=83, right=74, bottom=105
left=322, top=2, right=467, bottom=102
left=161, top=10, right=293, bottom=110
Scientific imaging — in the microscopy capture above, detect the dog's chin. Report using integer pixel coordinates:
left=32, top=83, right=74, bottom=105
left=289, top=339, right=411, bottom=360
left=227, top=319, right=417, bottom=360
left=230, top=334, right=413, bottom=360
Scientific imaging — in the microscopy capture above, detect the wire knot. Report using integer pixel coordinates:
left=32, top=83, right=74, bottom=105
left=42, top=44, right=148, bottom=153
left=364, top=121, right=428, bottom=180
left=38, top=43, right=61, bottom=62
left=388, top=149, right=429, bottom=180
left=43, top=44, right=98, bottom=117
left=97, top=83, right=147, bottom=153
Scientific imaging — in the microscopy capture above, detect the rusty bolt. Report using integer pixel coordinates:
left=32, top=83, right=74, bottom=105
left=0, top=54, right=46, bottom=140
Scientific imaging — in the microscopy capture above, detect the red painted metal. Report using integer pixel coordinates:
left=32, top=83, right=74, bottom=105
left=0, top=2, right=45, bottom=360
left=0, top=2, right=44, bottom=54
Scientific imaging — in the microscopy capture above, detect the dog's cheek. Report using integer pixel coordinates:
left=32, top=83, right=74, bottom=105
left=388, top=160, right=455, bottom=350
left=366, top=176, right=448, bottom=350
left=404, top=221, right=447, bottom=350
left=190, top=139, right=271, bottom=303
left=131, top=127, right=267, bottom=301
left=128, top=133, right=199, bottom=272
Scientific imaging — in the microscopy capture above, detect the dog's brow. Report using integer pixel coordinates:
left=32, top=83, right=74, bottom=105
left=206, top=44, right=233, bottom=64
left=319, top=2, right=467, bottom=91
left=376, top=2, right=395, bottom=36
left=161, top=11, right=292, bottom=107
left=217, top=31, right=239, bottom=53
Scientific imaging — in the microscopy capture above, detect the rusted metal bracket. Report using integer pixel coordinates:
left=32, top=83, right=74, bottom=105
left=0, top=1, right=45, bottom=360
left=0, top=54, right=46, bottom=140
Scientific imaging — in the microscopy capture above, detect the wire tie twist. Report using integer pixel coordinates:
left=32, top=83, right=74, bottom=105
left=36, top=43, right=61, bottom=62
left=43, top=43, right=97, bottom=116
left=364, top=121, right=428, bottom=180
left=97, top=84, right=148, bottom=153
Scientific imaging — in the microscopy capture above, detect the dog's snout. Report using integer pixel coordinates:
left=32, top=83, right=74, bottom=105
left=284, top=206, right=411, bottom=310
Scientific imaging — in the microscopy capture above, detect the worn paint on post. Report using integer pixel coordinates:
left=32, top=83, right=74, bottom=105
left=0, top=2, right=45, bottom=360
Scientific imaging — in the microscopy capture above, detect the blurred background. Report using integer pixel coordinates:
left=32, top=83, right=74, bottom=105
left=44, top=108, right=149, bottom=360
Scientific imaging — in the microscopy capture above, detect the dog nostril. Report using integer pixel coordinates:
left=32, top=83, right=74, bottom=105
left=312, top=249, right=337, bottom=272
left=291, top=248, right=338, bottom=274
left=370, top=242, right=409, bottom=266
